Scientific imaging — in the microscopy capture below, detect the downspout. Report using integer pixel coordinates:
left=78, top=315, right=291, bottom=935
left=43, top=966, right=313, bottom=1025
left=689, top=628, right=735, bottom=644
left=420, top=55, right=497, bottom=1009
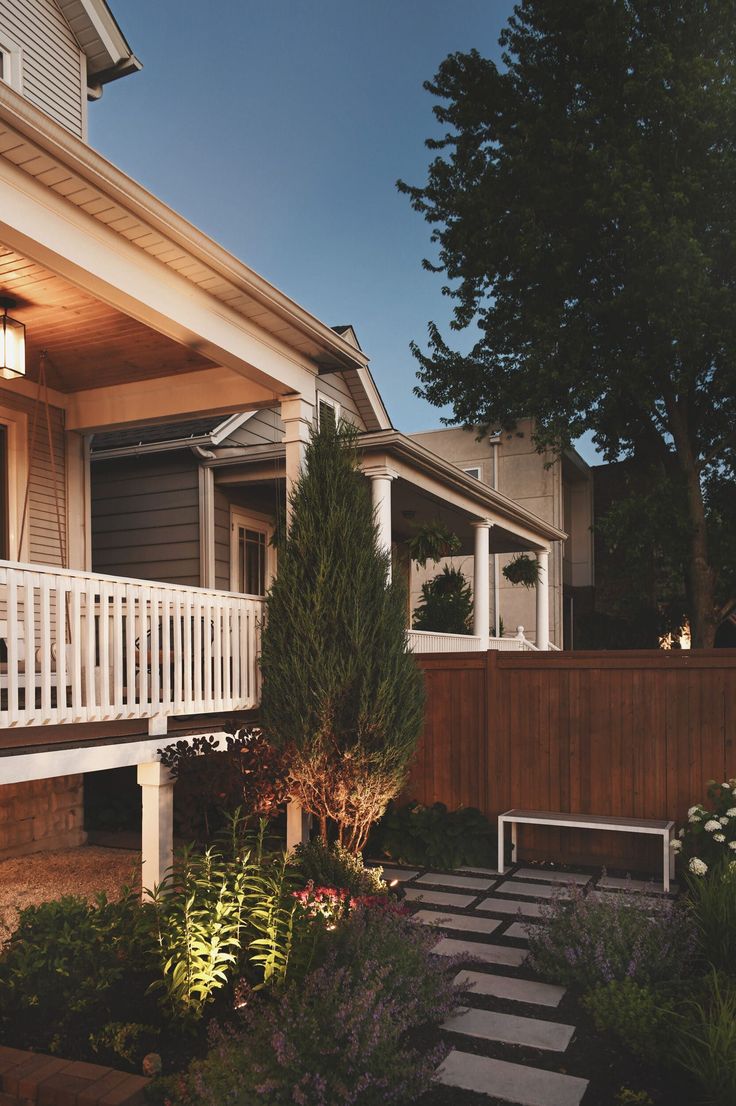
left=490, top=433, right=501, bottom=637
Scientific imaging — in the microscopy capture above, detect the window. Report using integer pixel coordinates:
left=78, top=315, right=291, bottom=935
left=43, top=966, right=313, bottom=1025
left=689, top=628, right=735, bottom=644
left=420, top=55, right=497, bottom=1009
left=0, top=33, right=22, bottom=92
left=230, top=509, right=273, bottom=596
left=317, top=393, right=340, bottom=430
left=463, top=466, right=482, bottom=480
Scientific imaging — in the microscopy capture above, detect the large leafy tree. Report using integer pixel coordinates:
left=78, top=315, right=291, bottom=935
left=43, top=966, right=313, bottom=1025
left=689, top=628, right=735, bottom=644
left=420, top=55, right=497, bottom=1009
left=259, top=422, right=425, bottom=852
left=399, top=1, right=736, bottom=647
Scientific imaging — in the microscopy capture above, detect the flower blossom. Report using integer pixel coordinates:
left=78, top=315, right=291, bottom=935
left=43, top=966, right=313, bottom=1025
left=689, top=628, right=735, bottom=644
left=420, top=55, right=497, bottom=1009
left=704, top=819, right=721, bottom=832
left=689, top=858, right=708, bottom=876
left=714, top=834, right=726, bottom=843
left=670, top=839, right=682, bottom=852
left=720, top=816, right=730, bottom=826
left=726, top=808, right=736, bottom=818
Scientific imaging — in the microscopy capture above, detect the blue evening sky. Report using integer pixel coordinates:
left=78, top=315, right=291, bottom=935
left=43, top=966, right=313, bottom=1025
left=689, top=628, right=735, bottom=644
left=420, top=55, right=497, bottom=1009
left=92, top=2, right=598, bottom=462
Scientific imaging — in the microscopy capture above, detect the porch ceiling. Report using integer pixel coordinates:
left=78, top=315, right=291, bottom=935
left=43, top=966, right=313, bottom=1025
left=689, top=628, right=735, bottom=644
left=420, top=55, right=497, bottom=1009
left=0, top=244, right=217, bottom=392
left=390, top=479, right=538, bottom=555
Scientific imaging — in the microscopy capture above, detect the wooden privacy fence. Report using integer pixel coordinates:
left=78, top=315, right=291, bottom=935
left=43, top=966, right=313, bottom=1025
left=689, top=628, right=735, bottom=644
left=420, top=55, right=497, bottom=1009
left=409, top=649, right=736, bottom=871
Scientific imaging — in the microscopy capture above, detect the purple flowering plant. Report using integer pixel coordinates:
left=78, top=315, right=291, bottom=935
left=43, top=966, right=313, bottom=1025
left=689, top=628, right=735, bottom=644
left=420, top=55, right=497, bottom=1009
left=167, top=901, right=459, bottom=1106
left=527, top=884, right=696, bottom=991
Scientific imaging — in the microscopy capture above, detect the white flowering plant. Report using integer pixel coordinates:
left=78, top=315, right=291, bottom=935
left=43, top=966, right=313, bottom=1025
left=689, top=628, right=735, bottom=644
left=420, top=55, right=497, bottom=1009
left=679, top=778, right=736, bottom=874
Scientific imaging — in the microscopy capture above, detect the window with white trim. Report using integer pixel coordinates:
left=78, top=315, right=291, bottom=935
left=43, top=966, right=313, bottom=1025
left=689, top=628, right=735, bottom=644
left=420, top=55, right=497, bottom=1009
left=317, top=393, right=340, bottom=430
left=463, top=466, right=482, bottom=480
left=230, top=508, right=274, bottom=597
left=0, top=33, right=22, bottom=92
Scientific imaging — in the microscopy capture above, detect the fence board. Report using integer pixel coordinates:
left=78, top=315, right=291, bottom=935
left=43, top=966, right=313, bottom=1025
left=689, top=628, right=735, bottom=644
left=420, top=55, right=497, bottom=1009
left=409, top=650, right=736, bottom=871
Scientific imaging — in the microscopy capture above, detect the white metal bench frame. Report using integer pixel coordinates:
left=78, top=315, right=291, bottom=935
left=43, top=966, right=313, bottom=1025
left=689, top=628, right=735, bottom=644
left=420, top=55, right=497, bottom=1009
left=497, top=808, right=676, bottom=893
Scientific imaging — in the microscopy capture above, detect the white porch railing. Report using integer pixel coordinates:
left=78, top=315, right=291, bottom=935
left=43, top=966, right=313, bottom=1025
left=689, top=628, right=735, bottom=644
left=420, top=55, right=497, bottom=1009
left=407, top=629, right=536, bottom=653
left=0, top=561, right=264, bottom=728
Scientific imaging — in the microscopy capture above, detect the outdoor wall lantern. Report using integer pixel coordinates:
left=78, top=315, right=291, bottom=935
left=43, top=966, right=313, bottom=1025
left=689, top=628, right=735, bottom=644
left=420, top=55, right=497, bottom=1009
left=0, top=301, right=26, bottom=379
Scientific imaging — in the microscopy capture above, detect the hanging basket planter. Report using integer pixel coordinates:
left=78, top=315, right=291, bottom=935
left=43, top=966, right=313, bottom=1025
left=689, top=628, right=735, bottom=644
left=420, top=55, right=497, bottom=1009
left=502, top=553, right=539, bottom=589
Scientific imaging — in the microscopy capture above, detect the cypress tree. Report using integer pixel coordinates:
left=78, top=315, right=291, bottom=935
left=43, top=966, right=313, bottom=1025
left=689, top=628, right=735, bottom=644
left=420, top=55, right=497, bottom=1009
left=259, top=422, right=425, bottom=852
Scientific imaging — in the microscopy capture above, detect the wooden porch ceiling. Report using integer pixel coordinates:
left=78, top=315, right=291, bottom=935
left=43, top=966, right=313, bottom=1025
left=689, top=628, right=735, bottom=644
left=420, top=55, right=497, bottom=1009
left=0, top=244, right=217, bottom=392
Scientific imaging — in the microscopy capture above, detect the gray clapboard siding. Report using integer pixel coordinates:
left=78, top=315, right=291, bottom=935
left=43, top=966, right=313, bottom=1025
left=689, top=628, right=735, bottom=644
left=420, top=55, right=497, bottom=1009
left=224, top=408, right=282, bottom=448
left=91, top=453, right=201, bottom=587
left=316, top=372, right=364, bottom=427
left=0, top=0, right=84, bottom=136
left=214, top=486, right=229, bottom=590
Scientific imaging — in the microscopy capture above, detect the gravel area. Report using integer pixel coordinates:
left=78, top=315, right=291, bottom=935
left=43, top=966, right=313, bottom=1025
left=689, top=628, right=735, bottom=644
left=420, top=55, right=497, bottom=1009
left=0, top=845, right=140, bottom=947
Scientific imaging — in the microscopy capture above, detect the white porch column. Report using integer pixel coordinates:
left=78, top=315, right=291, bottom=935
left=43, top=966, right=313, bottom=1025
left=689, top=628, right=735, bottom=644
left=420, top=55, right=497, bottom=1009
left=280, top=396, right=314, bottom=530
left=280, top=395, right=315, bottom=850
left=364, top=465, right=397, bottom=580
left=137, top=761, right=174, bottom=896
left=535, top=548, right=550, bottom=650
left=471, top=519, right=492, bottom=646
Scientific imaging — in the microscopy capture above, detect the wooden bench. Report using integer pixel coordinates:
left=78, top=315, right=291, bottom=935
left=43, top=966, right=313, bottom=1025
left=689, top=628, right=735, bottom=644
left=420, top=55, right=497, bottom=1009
left=497, top=808, right=676, bottom=892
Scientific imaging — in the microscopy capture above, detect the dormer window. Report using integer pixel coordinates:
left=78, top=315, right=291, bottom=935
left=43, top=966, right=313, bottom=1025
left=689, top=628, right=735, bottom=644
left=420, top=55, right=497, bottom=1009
left=0, top=32, right=21, bottom=92
left=317, top=394, right=340, bottom=430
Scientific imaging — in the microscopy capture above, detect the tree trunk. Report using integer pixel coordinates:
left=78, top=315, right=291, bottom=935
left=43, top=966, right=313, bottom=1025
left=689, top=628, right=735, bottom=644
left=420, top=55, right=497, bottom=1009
left=668, top=402, right=717, bottom=647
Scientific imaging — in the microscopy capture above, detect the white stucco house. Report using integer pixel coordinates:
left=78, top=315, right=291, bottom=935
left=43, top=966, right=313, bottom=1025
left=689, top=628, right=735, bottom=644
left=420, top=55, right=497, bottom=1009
left=0, top=0, right=565, bottom=880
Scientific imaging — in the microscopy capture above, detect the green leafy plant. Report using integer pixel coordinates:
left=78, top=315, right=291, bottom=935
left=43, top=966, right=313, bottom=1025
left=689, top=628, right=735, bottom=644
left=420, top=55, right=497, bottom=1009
left=528, top=885, right=696, bottom=990
left=502, top=553, right=540, bottom=589
left=0, top=888, right=159, bottom=1063
left=377, top=801, right=496, bottom=869
left=583, top=979, right=677, bottom=1065
left=685, top=856, right=736, bottom=972
left=676, top=971, right=736, bottom=1105
left=678, top=778, right=736, bottom=876
left=615, top=1091, right=654, bottom=1106
left=260, top=422, right=425, bottom=852
left=412, top=565, right=473, bottom=634
left=292, top=838, right=387, bottom=897
left=406, top=519, right=461, bottom=568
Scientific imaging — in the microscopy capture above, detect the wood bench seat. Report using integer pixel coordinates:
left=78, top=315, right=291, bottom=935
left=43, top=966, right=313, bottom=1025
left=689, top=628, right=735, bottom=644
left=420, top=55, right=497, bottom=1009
left=498, top=808, right=676, bottom=892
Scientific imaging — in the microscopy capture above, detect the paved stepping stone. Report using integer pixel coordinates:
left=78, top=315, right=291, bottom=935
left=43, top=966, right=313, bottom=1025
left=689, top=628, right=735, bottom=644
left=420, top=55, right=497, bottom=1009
left=454, top=970, right=565, bottom=1007
left=505, top=921, right=542, bottom=940
left=437, top=1050, right=589, bottom=1106
left=403, top=886, right=476, bottom=908
left=414, top=872, right=494, bottom=891
left=514, top=868, right=590, bottom=886
left=598, top=875, right=677, bottom=894
left=374, top=867, right=419, bottom=882
left=432, top=936, right=527, bottom=966
left=458, top=865, right=500, bottom=876
left=412, top=910, right=502, bottom=935
left=443, top=1006, right=575, bottom=1052
left=587, top=890, right=664, bottom=909
left=476, top=896, right=545, bottom=918
left=497, top=880, right=573, bottom=900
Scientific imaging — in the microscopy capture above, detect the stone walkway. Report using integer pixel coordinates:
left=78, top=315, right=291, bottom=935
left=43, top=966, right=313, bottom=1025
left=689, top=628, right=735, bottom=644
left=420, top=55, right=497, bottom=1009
left=376, top=861, right=678, bottom=1106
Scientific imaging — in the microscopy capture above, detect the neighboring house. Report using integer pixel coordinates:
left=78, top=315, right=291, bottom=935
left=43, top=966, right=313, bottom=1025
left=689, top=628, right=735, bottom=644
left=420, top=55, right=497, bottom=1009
left=409, top=422, right=594, bottom=649
left=0, top=0, right=565, bottom=875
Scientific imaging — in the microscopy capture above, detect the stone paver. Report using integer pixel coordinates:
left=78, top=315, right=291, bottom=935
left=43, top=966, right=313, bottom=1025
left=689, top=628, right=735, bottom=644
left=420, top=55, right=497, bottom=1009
left=598, top=875, right=677, bottom=894
left=587, top=890, right=665, bottom=909
left=403, top=887, right=476, bottom=908
left=496, top=880, right=573, bottom=900
left=476, top=896, right=545, bottom=918
left=454, top=970, right=565, bottom=1007
left=458, top=865, right=500, bottom=876
left=374, top=867, right=419, bottom=882
left=443, top=1007, right=575, bottom=1052
left=412, top=910, right=502, bottom=935
left=437, top=1050, right=589, bottom=1106
left=415, top=872, right=494, bottom=891
left=505, top=921, right=541, bottom=940
left=432, top=936, right=527, bottom=966
left=514, top=868, right=590, bottom=886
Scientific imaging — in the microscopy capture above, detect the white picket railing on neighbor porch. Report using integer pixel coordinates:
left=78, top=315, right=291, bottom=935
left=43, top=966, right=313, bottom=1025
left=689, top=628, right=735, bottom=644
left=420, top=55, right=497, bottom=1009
left=407, top=629, right=537, bottom=653
left=0, top=560, right=264, bottom=728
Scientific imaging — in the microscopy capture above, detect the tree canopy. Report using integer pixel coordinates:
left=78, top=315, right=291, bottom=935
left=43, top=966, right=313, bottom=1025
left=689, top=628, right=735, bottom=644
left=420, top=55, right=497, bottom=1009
left=399, top=0, right=736, bottom=646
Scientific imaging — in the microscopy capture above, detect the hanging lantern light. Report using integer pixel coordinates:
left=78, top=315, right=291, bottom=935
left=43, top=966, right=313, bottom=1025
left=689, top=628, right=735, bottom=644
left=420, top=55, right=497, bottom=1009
left=0, top=301, right=26, bottom=380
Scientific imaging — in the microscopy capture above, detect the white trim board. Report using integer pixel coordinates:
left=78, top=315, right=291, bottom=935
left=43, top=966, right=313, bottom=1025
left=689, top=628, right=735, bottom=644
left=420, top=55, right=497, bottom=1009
left=0, top=730, right=231, bottom=784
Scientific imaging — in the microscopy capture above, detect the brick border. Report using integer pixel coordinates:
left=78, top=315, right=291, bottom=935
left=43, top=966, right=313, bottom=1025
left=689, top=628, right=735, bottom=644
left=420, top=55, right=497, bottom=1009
left=0, top=1047, right=149, bottom=1105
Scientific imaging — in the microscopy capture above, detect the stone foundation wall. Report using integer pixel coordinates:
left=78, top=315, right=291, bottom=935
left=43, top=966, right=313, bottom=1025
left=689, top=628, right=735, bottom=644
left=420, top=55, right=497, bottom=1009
left=0, top=776, right=86, bottom=861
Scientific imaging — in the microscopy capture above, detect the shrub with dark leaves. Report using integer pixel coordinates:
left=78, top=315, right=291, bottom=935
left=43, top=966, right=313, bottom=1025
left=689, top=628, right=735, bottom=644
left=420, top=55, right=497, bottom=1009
left=292, top=838, right=387, bottom=898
